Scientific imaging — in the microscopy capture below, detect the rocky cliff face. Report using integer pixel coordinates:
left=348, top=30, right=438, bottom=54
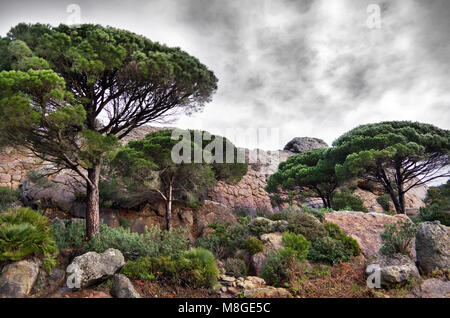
left=207, top=138, right=329, bottom=213
left=0, top=128, right=427, bottom=216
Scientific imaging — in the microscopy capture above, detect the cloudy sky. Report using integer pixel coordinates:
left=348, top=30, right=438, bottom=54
left=0, top=0, right=449, bottom=150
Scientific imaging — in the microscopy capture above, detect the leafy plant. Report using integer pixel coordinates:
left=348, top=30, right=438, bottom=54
left=280, top=232, right=311, bottom=261
left=248, top=218, right=273, bottom=237
left=307, top=236, right=352, bottom=265
left=52, top=219, right=190, bottom=260
left=121, top=256, right=155, bottom=281
left=332, top=191, right=367, bottom=212
left=0, top=186, right=20, bottom=211
left=325, top=223, right=361, bottom=256
left=0, top=208, right=58, bottom=271
left=262, top=251, right=290, bottom=286
left=376, top=194, right=392, bottom=212
left=286, top=213, right=327, bottom=242
left=380, top=221, right=416, bottom=256
left=242, top=236, right=264, bottom=255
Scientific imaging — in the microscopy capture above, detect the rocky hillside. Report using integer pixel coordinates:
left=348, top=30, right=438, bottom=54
left=0, top=127, right=427, bottom=218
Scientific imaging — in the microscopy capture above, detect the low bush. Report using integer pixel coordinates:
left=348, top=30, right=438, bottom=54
left=286, top=213, right=327, bottom=242
left=0, top=186, right=20, bottom=211
left=248, top=218, right=273, bottom=237
left=242, top=236, right=264, bottom=255
left=123, top=248, right=218, bottom=288
left=182, top=248, right=218, bottom=288
left=223, top=258, right=248, bottom=277
left=280, top=232, right=311, bottom=261
left=121, top=256, right=155, bottom=281
left=419, top=206, right=450, bottom=226
left=261, top=251, right=290, bottom=286
left=0, top=208, right=58, bottom=271
left=325, top=223, right=361, bottom=257
left=332, top=191, right=367, bottom=212
left=380, top=221, right=416, bottom=257
left=376, top=194, right=392, bottom=212
left=195, top=218, right=250, bottom=259
left=52, top=220, right=190, bottom=260
left=307, top=236, right=351, bottom=265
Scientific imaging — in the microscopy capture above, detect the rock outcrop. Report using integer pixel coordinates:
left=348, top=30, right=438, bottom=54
left=283, top=137, right=328, bottom=153
left=0, top=259, right=40, bottom=298
left=408, top=278, right=450, bottom=298
left=415, top=221, right=450, bottom=274
left=66, top=248, right=125, bottom=289
left=110, top=274, right=141, bottom=298
left=365, top=254, right=420, bottom=288
left=323, top=211, right=414, bottom=259
left=243, top=287, right=292, bottom=298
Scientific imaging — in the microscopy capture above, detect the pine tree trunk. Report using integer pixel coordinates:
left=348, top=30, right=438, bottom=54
left=86, top=163, right=101, bottom=240
left=165, top=183, right=173, bottom=230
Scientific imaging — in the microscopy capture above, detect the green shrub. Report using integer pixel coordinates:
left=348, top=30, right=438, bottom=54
left=52, top=220, right=189, bottom=260
left=286, top=213, right=327, bottom=242
left=223, top=257, right=248, bottom=277
left=376, top=194, right=392, bottom=212
left=0, top=186, right=20, bottom=211
left=121, top=256, right=155, bottom=281
left=248, top=218, right=273, bottom=237
left=51, top=220, right=85, bottom=249
left=0, top=208, right=58, bottom=271
left=242, top=236, right=264, bottom=255
left=332, top=191, right=368, bottom=212
left=280, top=232, right=311, bottom=261
left=380, top=221, right=416, bottom=256
left=195, top=218, right=250, bottom=259
left=307, top=236, right=351, bottom=265
left=419, top=206, right=450, bottom=226
left=180, top=248, right=218, bottom=288
left=123, top=251, right=218, bottom=288
left=261, top=251, right=290, bottom=286
left=324, top=223, right=361, bottom=256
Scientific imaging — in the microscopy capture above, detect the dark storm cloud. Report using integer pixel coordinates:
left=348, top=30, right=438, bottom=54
left=0, top=0, right=449, bottom=149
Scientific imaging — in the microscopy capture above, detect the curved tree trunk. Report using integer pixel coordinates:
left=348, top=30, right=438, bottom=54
left=86, top=163, right=101, bottom=239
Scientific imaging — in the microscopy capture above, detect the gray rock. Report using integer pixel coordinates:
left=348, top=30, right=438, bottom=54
left=251, top=252, right=268, bottom=277
left=283, top=137, right=328, bottom=154
left=0, top=259, right=40, bottom=298
left=110, top=274, right=141, bottom=298
left=244, top=287, right=292, bottom=298
left=408, top=278, right=450, bottom=298
left=32, top=268, right=66, bottom=295
left=66, top=248, right=125, bottom=289
left=366, top=254, right=420, bottom=288
left=20, top=169, right=81, bottom=212
left=415, top=221, right=450, bottom=274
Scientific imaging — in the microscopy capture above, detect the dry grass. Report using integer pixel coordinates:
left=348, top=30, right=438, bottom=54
left=287, top=257, right=379, bottom=298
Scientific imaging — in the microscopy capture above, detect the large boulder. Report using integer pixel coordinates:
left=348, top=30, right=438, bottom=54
left=0, top=259, right=40, bottom=298
left=66, top=248, right=125, bottom=289
left=415, top=221, right=450, bottom=274
left=110, top=274, right=141, bottom=298
left=366, top=254, right=420, bottom=288
left=283, top=137, right=328, bottom=154
left=20, top=167, right=81, bottom=212
left=408, top=278, right=450, bottom=298
left=324, top=211, right=414, bottom=259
